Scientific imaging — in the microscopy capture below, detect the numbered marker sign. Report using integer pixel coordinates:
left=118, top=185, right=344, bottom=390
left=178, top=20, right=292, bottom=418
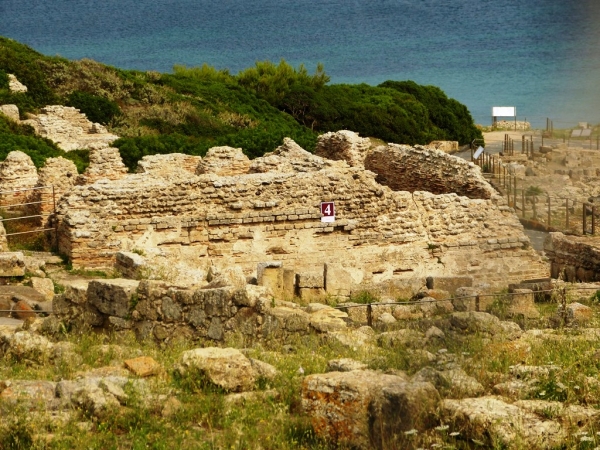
left=321, top=202, right=335, bottom=223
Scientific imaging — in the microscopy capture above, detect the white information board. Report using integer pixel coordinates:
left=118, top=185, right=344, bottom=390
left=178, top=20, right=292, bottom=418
left=474, top=146, right=484, bottom=159
left=492, top=106, right=516, bottom=117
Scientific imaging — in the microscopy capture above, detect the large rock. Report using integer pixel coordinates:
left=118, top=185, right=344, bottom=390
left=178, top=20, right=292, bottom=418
left=1, top=331, right=54, bottom=362
left=369, top=381, right=440, bottom=449
left=441, top=396, right=565, bottom=448
left=301, top=370, right=409, bottom=448
left=412, top=367, right=484, bottom=398
left=0, top=252, right=25, bottom=277
left=309, top=307, right=348, bottom=332
left=8, top=74, right=28, bottom=93
left=0, top=104, right=20, bottom=121
left=87, top=279, right=140, bottom=319
left=177, top=347, right=255, bottom=392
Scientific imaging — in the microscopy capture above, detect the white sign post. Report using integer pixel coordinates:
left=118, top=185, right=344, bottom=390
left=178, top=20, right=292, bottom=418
left=492, top=106, right=517, bottom=130
left=474, top=146, right=484, bottom=159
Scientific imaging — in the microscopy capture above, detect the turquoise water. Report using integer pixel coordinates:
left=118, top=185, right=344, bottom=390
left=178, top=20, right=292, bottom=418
left=1, top=0, right=599, bottom=128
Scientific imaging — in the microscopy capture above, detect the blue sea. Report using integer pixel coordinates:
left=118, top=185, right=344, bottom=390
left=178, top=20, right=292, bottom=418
left=1, top=0, right=599, bottom=128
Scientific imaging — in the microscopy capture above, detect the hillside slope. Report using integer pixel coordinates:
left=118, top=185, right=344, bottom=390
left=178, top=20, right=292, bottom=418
left=0, top=37, right=482, bottom=171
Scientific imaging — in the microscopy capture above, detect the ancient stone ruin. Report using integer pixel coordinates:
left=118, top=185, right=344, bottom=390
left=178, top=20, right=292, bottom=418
left=49, top=130, right=547, bottom=298
left=3, top=104, right=119, bottom=151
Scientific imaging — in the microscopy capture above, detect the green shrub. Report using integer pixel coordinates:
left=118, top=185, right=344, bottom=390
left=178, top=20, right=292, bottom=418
left=66, top=90, right=121, bottom=125
left=0, top=69, right=8, bottom=89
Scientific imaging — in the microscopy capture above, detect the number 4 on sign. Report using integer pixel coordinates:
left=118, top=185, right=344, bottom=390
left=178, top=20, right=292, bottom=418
left=321, top=202, right=335, bottom=223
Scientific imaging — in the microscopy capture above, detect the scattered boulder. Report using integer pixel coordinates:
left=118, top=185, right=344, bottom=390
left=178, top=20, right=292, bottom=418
left=0, top=252, right=25, bottom=277
left=441, top=396, right=565, bottom=448
left=412, top=367, right=484, bottom=398
left=301, top=370, right=409, bottom=448
left=177, top=347, right=256, bottom=392
left=326, top=358, right=368, bottom=372
left=369, top=381, right=440, bottom=449
left=87, top=279, right=140, bottom=319
left=124, top=356, right=162, bottom=377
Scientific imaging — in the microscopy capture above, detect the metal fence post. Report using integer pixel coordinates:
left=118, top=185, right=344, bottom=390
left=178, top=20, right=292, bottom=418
left=565, top=199, right=569, bottom=229
left=593, top=206, right=596, bottom=235
left=583, top=203, right=588, bottom=235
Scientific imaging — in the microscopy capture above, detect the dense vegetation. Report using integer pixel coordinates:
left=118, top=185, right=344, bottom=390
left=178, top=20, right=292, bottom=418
left=0, top=36, right=482, bottom=172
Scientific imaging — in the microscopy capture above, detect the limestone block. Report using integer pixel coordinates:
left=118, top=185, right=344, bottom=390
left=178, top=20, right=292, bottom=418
left=177, top=347, right=255, bottom=392
left=428, top=276, right=472, bottom=294
left=507, top=289, right=540, bottom=319
left=257, top=262, right=283, bottom=299
left=296, top=272, right=324, bottom=289
left=298, top=287, right=326, bottom=302
left=0, top=252, right=25, bottom=277
left=115, top=251, right=146, bottom=279
left=369, top=381, right=440, bottom=448
left=262, top=307, right=310, bottom=338
left=87, top=279, right=140, bottom=319
left=0, top=104, right=19, bottom=121
left=124, top=356, right=162, bottom=377
left=324, top=263, right=353, bottom=298
left=282, top=269, right=295, bottom=298
left=326, top=358, right=368, bottom=372
left=309, top=307, right=348, bottom=332
left=301, top=370, right=409, bottom=448
left=440, top=397, right=564, bottom=448
left=29, top=277, right=55, bottom=301
left=453, top=287, right=494, bottom=312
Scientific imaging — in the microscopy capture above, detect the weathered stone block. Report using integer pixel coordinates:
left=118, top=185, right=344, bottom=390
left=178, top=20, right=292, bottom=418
left=257, top=262, right=283, bottom=299
left=324, top=263, right=353, bottom=298
left=178, top=347, right=255, bottom=392
left=115, top=251, right=146, bottom=279
left=296, top=272, right=324, bottom=289
left=0, top=252, right=25, bottom=277
left=508, top=289, right=540, bottom=319
left=298, top=287, right=326, bottom=302
left=429, top=276, right=472, bottom=294
left=369, top=381, right=440, bottom=448
left=88, top=279, right=140, bottom=319
left=301, top=370, right=409, bottom=448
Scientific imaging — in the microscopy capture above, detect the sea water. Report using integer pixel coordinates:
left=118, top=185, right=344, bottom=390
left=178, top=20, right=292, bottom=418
left=1, top=0, right=599, bottom=128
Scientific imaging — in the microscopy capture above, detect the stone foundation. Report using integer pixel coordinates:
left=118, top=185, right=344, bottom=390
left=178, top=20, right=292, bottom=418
left=544, top=232, right=600, bottom=282
left=53, top=131, right=547, bottom=293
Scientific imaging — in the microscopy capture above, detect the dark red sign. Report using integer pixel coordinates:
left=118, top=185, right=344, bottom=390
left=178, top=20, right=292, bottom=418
left=321, top=202, right=335, bottom=222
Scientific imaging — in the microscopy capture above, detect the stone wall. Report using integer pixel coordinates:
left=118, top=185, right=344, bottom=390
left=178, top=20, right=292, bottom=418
left=34, top=157, right=78, bottom=225
left=20, top=105, right=118, bottom=151
left=0, top=151, right=39, bottom=207
left=136, top=153, right=202, bottom=177
left=364, top=144, right=496, bottom=199
left=76, top=147, right=128, bottom=185
left=544, top=232, right=600, bottom=282
left=53, top=278, right=348, bottom=343
left=314, top=130, right=371, bottom=167
left=54, top=133, right=547, bottom=292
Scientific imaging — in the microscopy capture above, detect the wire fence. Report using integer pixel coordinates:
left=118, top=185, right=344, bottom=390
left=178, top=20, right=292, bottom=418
left=469, top=142, right=598, bottom=235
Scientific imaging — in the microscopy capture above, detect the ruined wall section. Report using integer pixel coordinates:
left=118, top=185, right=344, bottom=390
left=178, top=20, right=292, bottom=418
left=315, top=130, right=371, bottom=167
left=364, top=144, right=496, bottom=199
left=34, top=157, right=78, bottom=225
left=76, top=147, right=128, bottom=185
left=55, top=145, right=547, bottom=288
left=544, top=232, right=600, bottom=282
left=20, top=105, right=118, bottom=151
left=0, top=151, right=39, bottom=206
left=136, top=153, right=201, bottom=177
